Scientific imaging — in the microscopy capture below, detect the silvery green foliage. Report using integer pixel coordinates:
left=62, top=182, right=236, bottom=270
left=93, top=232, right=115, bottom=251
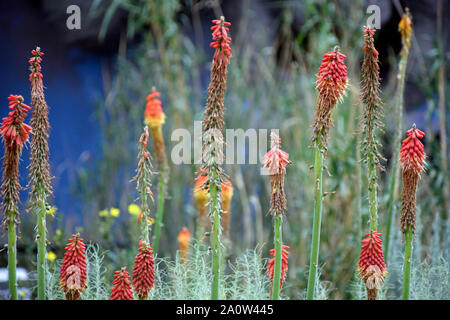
left=83, top=244, right=109, bottom=300
left=228, top=246, right=270, bottom=300
left=148, top=256, right=171, bottom=300
left=409, top=256, right=450, bottom=300
left=45, top=260, right=65, bottom=300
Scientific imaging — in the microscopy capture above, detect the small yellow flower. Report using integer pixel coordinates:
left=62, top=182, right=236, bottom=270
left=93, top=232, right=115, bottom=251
left=46, top=206, right=57, bottom=215
left=19, top=290, right=26, bottom=298
left=47, top=251, right=56, bottom=262
left=128, top=203, right=140, bottom=216
left=110, top=207, right=120, bottom=218
left=99, top=209, right=109, bottom=217
left=55, top=229, right=62, bottom=237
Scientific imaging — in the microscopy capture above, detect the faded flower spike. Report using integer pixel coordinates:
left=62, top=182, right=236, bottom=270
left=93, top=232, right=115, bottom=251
left=267, top=245, right=290, bottom=296
left=398, top=9, right=412, bottom=52
left=110, top=267, right=134, bottom=300
left=1, top=95, right=32, bottom=147
left=358, top=231, right=387, bottom=300
left=313, top=46, right=348, bottom=146
left=263, top=132, right=291, bottom=216
left=132, top=240, right=155, bottom=300
left=60, top=234, right=87, bottom=300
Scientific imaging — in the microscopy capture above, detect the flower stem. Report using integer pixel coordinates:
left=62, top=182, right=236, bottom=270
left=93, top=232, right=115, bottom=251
left=402, top=225, right=413, bottom=300
left=8, top=215, right=17, bottom=300
left=37, top=187, right=47, bottom=300
left=306, top=137, right=323, bottom=300
left=271, top=215, right=283, bottom=300
left=152, top=173, right=166, bottom=253
left=209, top=170, right=221, bottom=300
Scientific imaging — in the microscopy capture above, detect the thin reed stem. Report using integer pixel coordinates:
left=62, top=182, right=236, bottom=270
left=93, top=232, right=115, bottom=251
left=8, top=216, right=17, bottom=300
left=368, top=151, right=378, bottom=231
left=306, top=137, right=323, bottom=300
left=402, top=225, right=413, bottom=300
left=153, top=173, right=166, bottom=252
left=271, top=215, right=283, bottom=300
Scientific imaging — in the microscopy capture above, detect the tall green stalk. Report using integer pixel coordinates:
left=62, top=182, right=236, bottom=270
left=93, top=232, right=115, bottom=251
left=385, top=13, right=411, bottom=262
left=368, top=152, right=379, bottom=231
left=271, top=215, right=283, bottom=300
left=402, top=225, right=413, bottom=299
left=306, top=136, right=323, bottom=300
left=209, top=169, right=221, bottom=300
left=152, top=173, right=166, bottom=252
left=36, top=185, right=47, bottom=300
left=8, top=216, right=17, bottom=300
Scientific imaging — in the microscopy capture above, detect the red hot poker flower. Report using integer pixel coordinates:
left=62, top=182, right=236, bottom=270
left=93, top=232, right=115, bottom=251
left=110, top=267, right=134, bottom=300
left=210, top=17, right=232, bottom=65
left=60, top=234, right=87, bottom=300
left=400, top=126, right=426, bottom=174
left=363, top=26, right=379, bottom=56
left=145, top=89, right=165, bottom=129
left=1, top=95, right=32, bottom=147
left=358, top=231, right=387, bottom=299
left=132, top=240, right=155, bottom=299
left=267, top=245, right=290, bottom=294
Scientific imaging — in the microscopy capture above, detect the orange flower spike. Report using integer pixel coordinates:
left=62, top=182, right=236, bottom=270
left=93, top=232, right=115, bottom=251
left=177, top=227, right=191, bottom=263
left=400, top=126, right=426, bottom=174
left=145, top=89, right=165, bottom=129
left=1, top=95, right=32, bottom=147
left=267, top=245, right=290, bottom=294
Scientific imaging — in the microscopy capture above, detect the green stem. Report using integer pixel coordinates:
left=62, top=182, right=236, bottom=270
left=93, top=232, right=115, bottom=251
left=402, top=225, right=413, bottom=300
left=306, top=137, right=323, bottom=300
left=271, top=215, right=283, bottom=300
left=8, top=216, right=17, bottom=300
left=385, top=39, right=409, bottom=263
left=140, top=184, right=150, bottom=243
left=37, top=193, right=47, bottom=300
left=152, top=173, right=166, bottom=253
left=368, top=152, right=378, bottom=231
left=210, top=172, right=221, bottom=300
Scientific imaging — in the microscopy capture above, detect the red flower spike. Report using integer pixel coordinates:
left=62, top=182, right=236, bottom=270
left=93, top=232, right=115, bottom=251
left=132, top=240, right=155, bottom=299
left=316, top=48, right=348, bottom=105
left=60, top=234, right=87, bottom=300
left=210, top=17, right=232, bottom=65
left=358, top=231, right=387, bottom=298
left=1, top=95, right=32, bottom=148
left=110, top=267, right=134, bottom=300
left=400, top=125, right=426, bottom=174
left=267, top=245, right=290, bottom=294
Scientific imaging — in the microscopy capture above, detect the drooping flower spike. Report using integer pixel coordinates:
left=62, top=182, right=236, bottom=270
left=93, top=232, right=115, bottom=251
left=60, top=234, right=87, bottom=300
left=1, top=95, right=32, bottom=148
left=110, top=267, right=134, bottom=300
left=267, top=245, right=290, bottom=295
left=132, top=240, right=155, bottom=300
left=358, top=231, right=387, bottom=300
